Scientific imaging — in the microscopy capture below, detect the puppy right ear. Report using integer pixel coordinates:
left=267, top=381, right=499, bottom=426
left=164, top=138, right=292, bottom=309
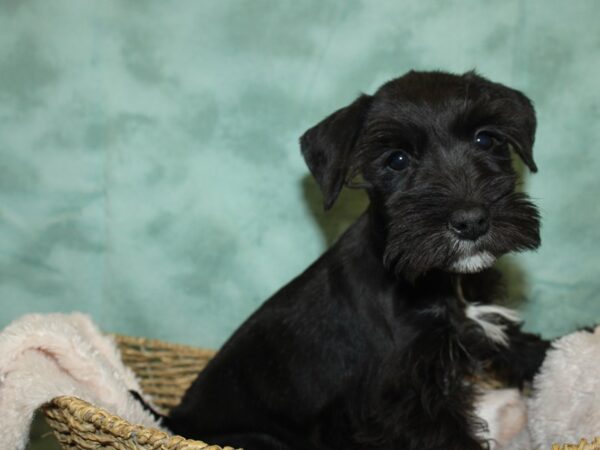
left=508, top=91, right=538, bottom=173
left=300, top=94, right=372, bottom=210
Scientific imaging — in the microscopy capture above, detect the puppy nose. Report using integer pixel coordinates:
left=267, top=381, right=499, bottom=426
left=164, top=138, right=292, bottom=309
left=449, top=205, right=490, bottom=240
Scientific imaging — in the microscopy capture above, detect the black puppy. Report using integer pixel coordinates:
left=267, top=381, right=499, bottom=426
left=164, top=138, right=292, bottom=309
left=166, top=71, right=549, bottom=450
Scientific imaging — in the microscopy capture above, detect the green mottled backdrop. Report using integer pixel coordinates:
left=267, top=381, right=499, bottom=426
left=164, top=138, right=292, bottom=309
left=2, top=0, right=600, bottom=353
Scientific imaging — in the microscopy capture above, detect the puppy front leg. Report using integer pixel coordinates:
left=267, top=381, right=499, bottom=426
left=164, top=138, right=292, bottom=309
left=350, top=361, right=488, bottom=449
left=348, top=396, right=486, bottom=450
left=465, top=304, right=550, bottom=387
left=404, top=402, right=488, bottom=450
left=486, top=325, right=550, bottom=387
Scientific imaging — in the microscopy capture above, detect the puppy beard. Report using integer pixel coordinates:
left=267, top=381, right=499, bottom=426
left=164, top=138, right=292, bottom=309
left=483, top=190, right=541, bottom=256
left=382, top=190, right=458, bottom=280
left=382, top=190, right=540, bottom=280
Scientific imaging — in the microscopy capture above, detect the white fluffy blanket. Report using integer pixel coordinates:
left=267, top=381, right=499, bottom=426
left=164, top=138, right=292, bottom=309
left=527, top=326, right=600, bottom=449
left=477, top=326, right=600, bottom=450
left=0, top=313, right=164, bottom=450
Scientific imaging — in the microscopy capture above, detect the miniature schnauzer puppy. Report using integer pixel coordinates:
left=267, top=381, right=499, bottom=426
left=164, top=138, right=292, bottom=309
left=166, top=70, right=550, bottom=450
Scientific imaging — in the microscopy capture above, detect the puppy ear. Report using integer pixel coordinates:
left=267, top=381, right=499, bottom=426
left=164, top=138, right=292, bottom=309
left=509, top=91, right=538, bottom=173
left=300, top=94, right=372, bottom=210
left=466, top=71, right=538, bottom=172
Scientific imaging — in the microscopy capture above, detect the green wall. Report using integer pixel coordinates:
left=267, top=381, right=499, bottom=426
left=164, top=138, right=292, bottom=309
left=1, top=0, right=600, bottom=349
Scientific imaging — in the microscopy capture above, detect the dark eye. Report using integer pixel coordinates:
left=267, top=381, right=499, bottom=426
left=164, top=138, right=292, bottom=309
left=386, top=151, right=410, bottom=171
left=474, top=131, right=496, bottom=149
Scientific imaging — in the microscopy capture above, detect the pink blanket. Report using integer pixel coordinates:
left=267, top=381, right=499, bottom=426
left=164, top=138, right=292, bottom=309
left=0, top=313, right=164, bottom=450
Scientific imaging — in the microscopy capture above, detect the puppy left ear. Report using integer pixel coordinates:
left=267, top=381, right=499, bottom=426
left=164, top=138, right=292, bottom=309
left=508, top=91, right=538, bottom=173
left=300, top=94, right=372, bottom=210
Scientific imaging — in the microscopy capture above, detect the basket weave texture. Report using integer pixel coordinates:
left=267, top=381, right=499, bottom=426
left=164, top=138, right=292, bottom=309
left=552, top=439, right=600, bottom=450
left=43, top=334, right=233, bottom=450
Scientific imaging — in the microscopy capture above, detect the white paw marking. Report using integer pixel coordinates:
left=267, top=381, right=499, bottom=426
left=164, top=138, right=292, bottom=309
left=466, top=304, right=520, bottom=347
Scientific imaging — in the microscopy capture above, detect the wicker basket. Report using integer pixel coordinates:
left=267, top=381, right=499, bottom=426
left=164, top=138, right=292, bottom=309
left=41, top=334, right=597, bottom=450
left=552, top=439, right=600, bottom=450
left=43, top=334, right=232, bottom=450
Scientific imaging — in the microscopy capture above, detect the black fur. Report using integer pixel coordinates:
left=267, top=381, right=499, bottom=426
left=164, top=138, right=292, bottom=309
left=166, top=71, right=550, bottom=450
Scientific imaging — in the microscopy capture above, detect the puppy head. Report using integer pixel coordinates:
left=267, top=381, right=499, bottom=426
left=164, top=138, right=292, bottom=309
left=301, top=70, right=540, bottom=279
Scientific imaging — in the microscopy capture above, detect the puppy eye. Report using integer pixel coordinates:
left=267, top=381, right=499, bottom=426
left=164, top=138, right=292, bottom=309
left=474, top=131, right=497, bottom=149
left=386, top=151, right=410, bottom=171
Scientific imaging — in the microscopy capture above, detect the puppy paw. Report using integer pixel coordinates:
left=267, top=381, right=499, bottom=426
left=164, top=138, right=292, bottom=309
left=476, top=388, right=528, bottom=450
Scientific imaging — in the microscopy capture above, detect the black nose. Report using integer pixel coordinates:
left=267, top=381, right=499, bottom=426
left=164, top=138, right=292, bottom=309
left=449, top=205, right=490, bottom=240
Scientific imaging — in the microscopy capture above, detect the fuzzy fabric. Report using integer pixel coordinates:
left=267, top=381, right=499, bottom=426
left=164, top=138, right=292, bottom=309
left=527, top=325, right=600, bottom=449
left=475, top=325, right=600, bottom=450
left=0, top=313, right=164, bottom=450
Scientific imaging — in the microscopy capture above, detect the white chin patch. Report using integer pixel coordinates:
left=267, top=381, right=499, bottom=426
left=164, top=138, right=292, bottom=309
left=450, top=251, right=496, bottom=273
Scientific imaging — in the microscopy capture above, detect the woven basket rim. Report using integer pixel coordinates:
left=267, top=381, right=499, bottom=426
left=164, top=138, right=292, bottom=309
left=112, top=333, right=217, bottom=358
left=46, top=395, right=220, bottom=449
